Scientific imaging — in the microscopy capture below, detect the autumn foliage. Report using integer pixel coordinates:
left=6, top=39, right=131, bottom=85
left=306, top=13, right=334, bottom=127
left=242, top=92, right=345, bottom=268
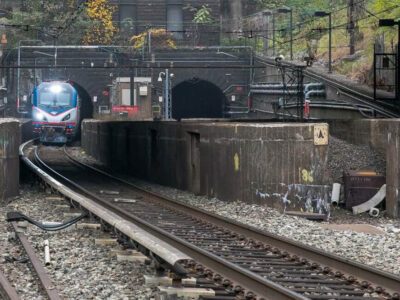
left=84, top=0, right=118, bottom=45
left=130, top=29, right=177, bottom=50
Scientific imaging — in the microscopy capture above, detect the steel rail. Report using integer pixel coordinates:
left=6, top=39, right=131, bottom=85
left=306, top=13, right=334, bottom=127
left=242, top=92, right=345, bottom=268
left=27, top=145, right=305, bottom=300
left=0, top=270, right=19, bottom=300
left=10, top=222, right=62, bottom=300
left=61, top=147, right=400, bottom=296
left=254, top=55, right=399, bottom=118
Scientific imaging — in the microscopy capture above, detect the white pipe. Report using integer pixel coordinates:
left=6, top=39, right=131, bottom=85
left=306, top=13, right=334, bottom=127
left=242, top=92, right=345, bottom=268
left=369, top=208, right=380, bottom=218
left=352, top=184, right=386, bottom=215
left=331, top=183, right=341, bottom=206
left=44, top=240, right=50, bottom=266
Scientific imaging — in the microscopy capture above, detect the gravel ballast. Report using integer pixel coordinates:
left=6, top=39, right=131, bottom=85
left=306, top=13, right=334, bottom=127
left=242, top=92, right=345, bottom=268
left=0, top=185, right=156, bottom=299
left=128, top=179, right=400, bottom=275
left=70, top=147, right=400, bottom=276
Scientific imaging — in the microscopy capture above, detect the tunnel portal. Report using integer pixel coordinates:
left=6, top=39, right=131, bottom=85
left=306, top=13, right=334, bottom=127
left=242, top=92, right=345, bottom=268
left=172, top=79, right=225, bottom=120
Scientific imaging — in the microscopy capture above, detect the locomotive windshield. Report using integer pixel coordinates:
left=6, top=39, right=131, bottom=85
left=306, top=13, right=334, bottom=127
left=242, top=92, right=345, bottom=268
left=38, top=83, right=73, bottom=108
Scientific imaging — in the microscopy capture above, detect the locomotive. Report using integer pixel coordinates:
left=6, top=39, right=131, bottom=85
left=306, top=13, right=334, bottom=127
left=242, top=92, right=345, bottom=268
left=32, top=81, right=91, bottom=143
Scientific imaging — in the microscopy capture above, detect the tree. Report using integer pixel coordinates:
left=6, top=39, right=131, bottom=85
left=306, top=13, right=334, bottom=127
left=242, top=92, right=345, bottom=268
left=130, top=29, right=177, bottom=51
left=83, top=0, right=118, bottom=45
left=1, top=0, right=91, bottom=47
left=347, top=0, right=365, bottom=55
left=184, top=4, right=214, bottom=24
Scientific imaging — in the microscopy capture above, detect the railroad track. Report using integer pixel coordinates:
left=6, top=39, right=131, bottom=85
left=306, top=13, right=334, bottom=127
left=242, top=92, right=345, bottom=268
left=0, top=220, right=62, bottom=300
left=254, top=56, right=399, bottom=118
left=0, top=269, right=19, bottom=300
left=21, top=141, right=400, bottom=299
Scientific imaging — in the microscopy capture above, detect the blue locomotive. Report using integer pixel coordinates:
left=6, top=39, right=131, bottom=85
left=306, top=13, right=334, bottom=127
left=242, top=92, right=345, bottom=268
left=32, top=81, right=83, bottom=143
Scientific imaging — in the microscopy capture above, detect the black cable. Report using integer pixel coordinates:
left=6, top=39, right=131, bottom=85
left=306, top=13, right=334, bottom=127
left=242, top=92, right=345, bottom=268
left=4, top=256, right=29, bottom=264
left=7, top=211, right=88, bottom=232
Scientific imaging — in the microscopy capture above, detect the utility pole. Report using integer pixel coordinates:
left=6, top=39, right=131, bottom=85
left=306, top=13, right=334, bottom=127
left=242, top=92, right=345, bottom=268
left=273, top=13, right=276, bottom=57
left=17, top=39, right=41, bottom=114
left=315, top=11, right=332, bottom=73
left=165, top=69, right=169, bottom=120
left=278, top=8, right=293, bottom=60
left=290, top=9, right=293, bottom=60
left=348, top=0, right=356, bottom=55
left=329, top=12, right=332, bottom=73
left=130, top=70, right=135, bottom=106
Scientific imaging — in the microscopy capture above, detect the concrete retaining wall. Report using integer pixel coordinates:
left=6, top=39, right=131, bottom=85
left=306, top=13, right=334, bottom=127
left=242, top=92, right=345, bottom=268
left=0, top=119, right=20, bottom=201
left=82, top=120, right=330, bottom=214
left=329, top=119, right=400, bottom=218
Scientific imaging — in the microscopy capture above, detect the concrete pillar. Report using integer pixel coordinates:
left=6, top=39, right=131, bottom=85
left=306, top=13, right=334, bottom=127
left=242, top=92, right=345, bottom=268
left=0, top=119, right=20, bottom=201
left=386, top=122, right=400, bottom=218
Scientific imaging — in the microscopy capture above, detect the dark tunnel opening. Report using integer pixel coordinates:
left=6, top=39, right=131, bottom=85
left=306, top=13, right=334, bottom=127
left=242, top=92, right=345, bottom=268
left=68, top=81, right=94, bottom=120
left=172, top=79, right=225, bottom=120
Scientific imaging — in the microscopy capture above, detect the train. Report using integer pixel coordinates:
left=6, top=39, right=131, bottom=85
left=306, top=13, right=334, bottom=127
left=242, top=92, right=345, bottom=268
left=32, top=81, right=92, bottom=143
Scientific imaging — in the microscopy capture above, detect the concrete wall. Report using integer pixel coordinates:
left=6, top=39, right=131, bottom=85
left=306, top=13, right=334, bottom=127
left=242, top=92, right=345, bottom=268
left=0, top=119, right=20, bottom=201
left=82, top=120, right=330, bottom=214
left=329, top=119, right=400, bottom=218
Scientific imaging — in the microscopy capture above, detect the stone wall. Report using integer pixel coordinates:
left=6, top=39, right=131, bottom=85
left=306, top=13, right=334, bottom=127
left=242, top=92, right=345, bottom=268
left=82, top=120, right=330, bottom=214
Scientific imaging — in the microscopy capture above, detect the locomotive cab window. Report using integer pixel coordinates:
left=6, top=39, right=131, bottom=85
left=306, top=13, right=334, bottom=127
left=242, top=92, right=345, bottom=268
left=38, top=84, right=73, bottom=108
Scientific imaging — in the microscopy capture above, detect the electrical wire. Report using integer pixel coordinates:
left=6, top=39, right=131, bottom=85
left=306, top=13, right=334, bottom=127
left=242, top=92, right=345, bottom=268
left=7, top=211, right=88, bottom=231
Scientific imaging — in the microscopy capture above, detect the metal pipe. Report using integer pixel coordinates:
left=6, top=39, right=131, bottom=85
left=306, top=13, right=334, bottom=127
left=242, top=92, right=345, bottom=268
left=250, top=90, right=298, bottom=94
left=305, top=90, right=326, bottom=100
left=304, top=82, right=325, bottom=93
left=250, top=82, right=324, bottom=90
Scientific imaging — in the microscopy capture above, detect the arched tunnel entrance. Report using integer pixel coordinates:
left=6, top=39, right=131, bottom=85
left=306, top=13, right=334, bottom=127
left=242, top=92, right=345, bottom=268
left=68, top=81, right=94, bottom=120
left=172, top=79, right=225, bottom=120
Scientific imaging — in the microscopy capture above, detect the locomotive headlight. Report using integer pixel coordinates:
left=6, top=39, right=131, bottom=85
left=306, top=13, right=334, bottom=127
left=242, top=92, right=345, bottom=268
left=49, top=84, right=62, bottom=94
left=35, top=112, right=44, bottom=121
left=62, top=113, right=71, bottom=121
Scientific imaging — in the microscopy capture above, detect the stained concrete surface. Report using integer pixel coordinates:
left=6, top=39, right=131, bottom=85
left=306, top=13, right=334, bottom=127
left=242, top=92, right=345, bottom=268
left=82, top=120, right=330, bottom=214
left=0, top=118, right=20, bottom=201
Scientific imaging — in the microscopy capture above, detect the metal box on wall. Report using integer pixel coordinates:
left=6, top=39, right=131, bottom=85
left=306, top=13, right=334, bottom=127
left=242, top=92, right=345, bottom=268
left=343, top=170, right=385, bottom=210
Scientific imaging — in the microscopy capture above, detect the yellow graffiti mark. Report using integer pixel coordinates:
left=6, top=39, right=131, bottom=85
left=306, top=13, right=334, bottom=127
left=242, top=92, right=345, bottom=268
left=309, top=125, right=312, bottom=133
left=235, top=125, right=238, bottom=134
left=234, top=153, right=240, bottom=171
left=301, top=169, right=314, bottom=183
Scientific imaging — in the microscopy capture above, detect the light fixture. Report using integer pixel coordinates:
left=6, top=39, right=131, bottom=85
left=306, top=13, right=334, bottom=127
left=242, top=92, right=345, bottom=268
left=158, top=76, right=163, bottom=82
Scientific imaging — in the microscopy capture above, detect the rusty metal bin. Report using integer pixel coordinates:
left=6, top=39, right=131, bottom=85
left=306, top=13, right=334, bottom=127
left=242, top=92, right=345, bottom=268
left=343, top=170, right=385, bottom=210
